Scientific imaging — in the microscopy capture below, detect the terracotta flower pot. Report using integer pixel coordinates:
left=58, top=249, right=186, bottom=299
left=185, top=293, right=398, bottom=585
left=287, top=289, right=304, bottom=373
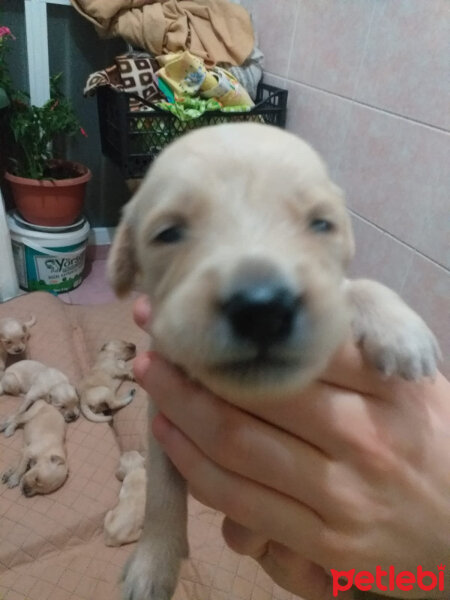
left=5, top=160, right=91, bottom=227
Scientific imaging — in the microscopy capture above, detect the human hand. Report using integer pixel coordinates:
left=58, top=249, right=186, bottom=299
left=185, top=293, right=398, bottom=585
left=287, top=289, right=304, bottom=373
left=133, top=295, right=450, bottom=600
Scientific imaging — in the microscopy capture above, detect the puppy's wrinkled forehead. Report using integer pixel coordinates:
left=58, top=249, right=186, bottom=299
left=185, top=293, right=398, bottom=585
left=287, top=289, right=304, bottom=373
left=128, top=123, right=338, bottom=223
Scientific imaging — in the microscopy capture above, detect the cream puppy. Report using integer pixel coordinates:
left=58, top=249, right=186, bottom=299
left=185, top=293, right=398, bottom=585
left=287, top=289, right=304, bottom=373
left=104, top=450, right=146, bottom=547
left=107, top=123, right=440, bottom=600
left=79, top=340, right=136, bottom=423
left=1, top=399, right=68, bottom=496
left=0, top=315, right=36, bottom=373
left=0, top=359, right=79, bottom=423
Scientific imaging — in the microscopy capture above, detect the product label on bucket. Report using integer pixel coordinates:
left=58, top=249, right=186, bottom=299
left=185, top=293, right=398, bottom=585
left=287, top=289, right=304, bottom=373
left=36, top=254, right=84, bottom=281
left=34, top=250, right=85, bottom=292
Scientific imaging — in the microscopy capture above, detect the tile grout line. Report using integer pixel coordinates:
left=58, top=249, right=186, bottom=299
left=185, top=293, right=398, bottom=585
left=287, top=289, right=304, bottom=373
left=351, top=0, right=378, bottom=100
left=334, top=1, right=378, bottom=174
left=264, top=72, right=450, bottom=135
left=285, top=1, right=300, bottom=80
left=349, top=209, right=450, bottom=274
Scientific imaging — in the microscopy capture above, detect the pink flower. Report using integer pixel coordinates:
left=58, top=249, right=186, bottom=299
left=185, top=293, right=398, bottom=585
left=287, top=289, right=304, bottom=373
left=80, top=127, right=88, bottom=137
left=0, top=26, right=15, bottom=40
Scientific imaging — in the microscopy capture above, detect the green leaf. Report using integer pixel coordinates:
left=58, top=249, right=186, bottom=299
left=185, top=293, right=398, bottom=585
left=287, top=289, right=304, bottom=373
left=4, top=72, right=85, bottom=178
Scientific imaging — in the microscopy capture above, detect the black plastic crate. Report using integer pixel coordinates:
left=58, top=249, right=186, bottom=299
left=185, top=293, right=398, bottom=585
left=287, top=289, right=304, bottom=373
left=97, top=82, right=288, bottom=179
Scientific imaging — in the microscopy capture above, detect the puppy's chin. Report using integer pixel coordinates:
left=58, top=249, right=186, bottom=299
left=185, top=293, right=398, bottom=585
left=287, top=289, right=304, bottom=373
left=188, top=352, right=332, bottom=406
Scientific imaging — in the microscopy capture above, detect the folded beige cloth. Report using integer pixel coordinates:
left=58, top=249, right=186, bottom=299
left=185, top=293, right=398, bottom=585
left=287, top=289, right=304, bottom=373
left=71, top=0, right=254, bottom=66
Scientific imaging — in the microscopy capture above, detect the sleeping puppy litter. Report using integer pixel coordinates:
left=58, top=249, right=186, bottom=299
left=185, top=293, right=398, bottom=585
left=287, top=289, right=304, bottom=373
left=104, top=450, right=146, bottom=547
left=79, top=339, right=136, bottom=423
left=0, top=359, right=79, bottom=423
left=1, top=399, right=68, bottom=496
left=107, top=123, right=440, bottom=600
left=0, top=315, right=36, bottom=374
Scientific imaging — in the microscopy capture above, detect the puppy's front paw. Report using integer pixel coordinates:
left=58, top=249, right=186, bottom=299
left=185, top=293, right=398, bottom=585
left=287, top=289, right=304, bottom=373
left=360, top=316, right=439, bottom=380
left=0, top=418, right=16, bottom=437
left=348, top=279, right=441, bottom=380
left=1, top=468, right=13, bottom=484
left=121, top=540, right=186, bottom=600
left=2, top=469, right=20, bottom=488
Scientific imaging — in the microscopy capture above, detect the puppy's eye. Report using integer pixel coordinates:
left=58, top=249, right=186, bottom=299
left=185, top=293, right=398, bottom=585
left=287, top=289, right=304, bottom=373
left=310, top=218, right=335, bottom=233
left=152, top=224, right=185, bottom=245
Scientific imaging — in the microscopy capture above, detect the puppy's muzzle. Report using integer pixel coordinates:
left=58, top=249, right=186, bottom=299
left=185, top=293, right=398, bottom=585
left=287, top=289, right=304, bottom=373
left=10, top=347, right=25, bottom=355
left=221, top=281, right=301, bottom=350
left=65, top=413, right=79, bottom=423
left=22, top=484, right=34, bottom=497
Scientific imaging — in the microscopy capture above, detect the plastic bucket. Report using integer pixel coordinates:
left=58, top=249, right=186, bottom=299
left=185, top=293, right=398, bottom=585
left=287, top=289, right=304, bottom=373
left=7, top=212, right=90, bottom=294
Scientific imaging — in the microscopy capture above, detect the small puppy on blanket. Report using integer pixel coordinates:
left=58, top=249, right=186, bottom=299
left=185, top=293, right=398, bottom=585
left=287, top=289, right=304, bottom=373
left=0, top=315, right=36, bottom=374
left=79, top=340, right=137, bottom=423
left=0, top=360, right=79, bottom=424
left=108, top=123, right=440, bottom=600
left=104, top=450, right=146, bottom=547
left=1, top=399, right=68, bottom=496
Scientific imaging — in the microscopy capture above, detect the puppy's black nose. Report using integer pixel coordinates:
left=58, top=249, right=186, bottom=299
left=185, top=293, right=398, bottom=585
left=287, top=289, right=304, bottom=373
left=222, top=284, right=300, bottom=347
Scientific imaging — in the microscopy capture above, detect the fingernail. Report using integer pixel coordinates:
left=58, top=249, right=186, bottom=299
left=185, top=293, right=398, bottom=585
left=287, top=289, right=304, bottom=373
left=133, top=352, right=152, bottom=383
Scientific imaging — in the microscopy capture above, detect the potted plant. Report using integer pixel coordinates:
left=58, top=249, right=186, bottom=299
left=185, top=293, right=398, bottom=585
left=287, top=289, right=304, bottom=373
left=0, top=27, right=90, bottom=227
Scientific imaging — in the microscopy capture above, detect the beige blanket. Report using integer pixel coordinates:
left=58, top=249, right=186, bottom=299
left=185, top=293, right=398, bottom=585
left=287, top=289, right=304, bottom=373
left=0, top=292, right=300, bottom=600
left=71, top=0, right=254, bottom=66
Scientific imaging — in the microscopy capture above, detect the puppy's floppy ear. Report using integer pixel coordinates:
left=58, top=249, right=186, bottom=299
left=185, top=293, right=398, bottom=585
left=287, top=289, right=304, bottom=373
left=23, top=315, right=36, bottom=332
left=107, top=218, right=139, bottom=297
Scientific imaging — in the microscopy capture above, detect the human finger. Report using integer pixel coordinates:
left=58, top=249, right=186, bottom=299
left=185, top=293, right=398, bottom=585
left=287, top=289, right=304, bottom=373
left=222, top=518, right=353, bottom=600
left=132, top=295, right=152, bottom=330
left=151, top=413, right=342, bottom=567
left=143, top=356, right=369, bottom=522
